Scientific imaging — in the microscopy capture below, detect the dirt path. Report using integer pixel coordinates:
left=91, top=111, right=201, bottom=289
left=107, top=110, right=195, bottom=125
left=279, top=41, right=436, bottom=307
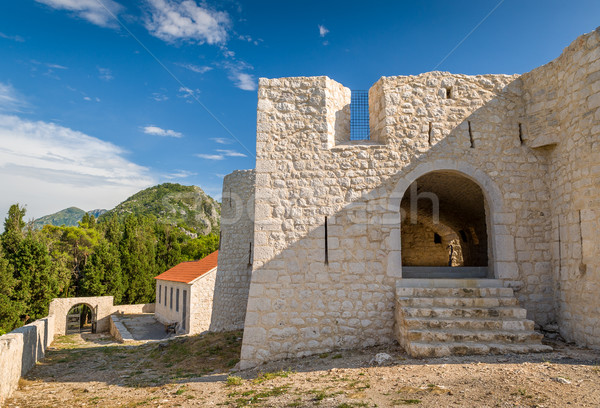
left=5, top=333, right=600, bottom=407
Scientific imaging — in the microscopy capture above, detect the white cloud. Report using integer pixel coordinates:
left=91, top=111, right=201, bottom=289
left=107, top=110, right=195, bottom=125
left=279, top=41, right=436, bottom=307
left=142, top=125, right=183, bottom=138
left=177, top=63, right=212, bottom=74
left=144, top=0, right=230, bottom=44
left=164, top=169, right=197, bottom=179
left=211, top=137, right=232, bottom=144
left=98, top=67, right=114, bottom=81
left=0, top=114, right=154, bottom=221
left=0, top=32, right=25, bottom=42
left=83, top=96, right=92, bottom=101
left=228, top=70, right=256, bottom=91
left=0, top=83, right=27, bottom=113
left=35, top=0, right=124, bottom=28
left=178, top=86, right=200, bottom=101
left=47, top=63, right=68, bottom=70
left=319, top=25, right=329, bottom=37
left=196, top=149, right=246, bottom=160
left=196, top=153, right=225, bottom=160
left=151, top=92, right=169, bottom=101
left=217, top=149, right=246, bottom=157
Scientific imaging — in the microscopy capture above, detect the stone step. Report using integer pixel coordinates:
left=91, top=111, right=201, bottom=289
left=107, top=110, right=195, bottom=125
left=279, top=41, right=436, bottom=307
left=398, top=296, right=518, bottom=308
left=407, top=328, right=543, bottom=344
left=400, top=306, right=528, bottom=319
left=397, top=278, right=504, bottom=288
left=406, top=341, right=553, bottom=358
left=404, top=317, right=535, bottom=331
left=397, top=287, right=514, bottom=298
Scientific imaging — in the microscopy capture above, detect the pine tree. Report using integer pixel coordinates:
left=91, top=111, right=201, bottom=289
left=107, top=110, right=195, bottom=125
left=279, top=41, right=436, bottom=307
left=0, top=250, right=23, bottom=334
left=119, top=215, right=157, bottom=304
left=80, top=239, right=124, bottom=303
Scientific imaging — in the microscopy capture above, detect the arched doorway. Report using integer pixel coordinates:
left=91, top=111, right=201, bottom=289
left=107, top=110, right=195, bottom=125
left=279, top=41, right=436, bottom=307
left=66, top=303, right=96, bottom=334
left=400, top=170, right=489, bottom=278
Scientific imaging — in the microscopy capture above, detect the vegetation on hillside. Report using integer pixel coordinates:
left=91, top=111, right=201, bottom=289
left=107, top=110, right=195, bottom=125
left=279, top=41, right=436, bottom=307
left=0, top=204, right=219, bottom=335
left=32, top=207, right=106, bottom=229
left=99, top=183, right=220, bottom=236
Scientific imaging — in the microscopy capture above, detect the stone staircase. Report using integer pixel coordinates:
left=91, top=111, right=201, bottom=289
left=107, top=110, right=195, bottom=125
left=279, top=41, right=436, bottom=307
left=395, top=279, right=552, bottom=357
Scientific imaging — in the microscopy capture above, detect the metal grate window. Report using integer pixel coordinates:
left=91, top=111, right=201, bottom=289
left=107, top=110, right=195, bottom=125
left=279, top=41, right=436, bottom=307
left=350, top=90, right=370, bottom=140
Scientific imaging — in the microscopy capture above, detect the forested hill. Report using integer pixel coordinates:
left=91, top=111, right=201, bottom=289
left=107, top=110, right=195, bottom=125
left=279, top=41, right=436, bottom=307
left=99, top=183, right=220, bottom=235
left=32, top=207, right=106, bottom=229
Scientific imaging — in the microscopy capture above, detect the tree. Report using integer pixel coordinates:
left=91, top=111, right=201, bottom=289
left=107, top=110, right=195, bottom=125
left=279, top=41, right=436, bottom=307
left=0, top=250, right=23, bottom=334
left=181, top=233, right=219, bottom=261
left=41, top=224, right=99, bottom=296
left=119, top=215, right=157, bottom=304
left=155, top=223, right=186, bottom=273
left=80, top=239, right=124, bottom=303
left=12, top=236, right=56, bottom=321
left=2, top=203, right=27, bottom=259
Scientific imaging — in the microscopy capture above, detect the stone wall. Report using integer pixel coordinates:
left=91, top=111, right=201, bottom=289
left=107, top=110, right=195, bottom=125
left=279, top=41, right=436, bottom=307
left=155, top=273, right=216, bottom=335
left=48, top=296, right=115, bottom=336
left=109, top=314, right=135, bottom=343
left=0, top=315, right=55, bottom=405
left=521, top=27, right=600, bottom=347
left=155, top=280, right=191, bottom=332
left=210, top=170, right=256, bottom=332
left=190, top=270, right=217, bottom=334
left=111, top=303, right=155, bottom=315
left=238, top=53, right=568, bottom=367
left=401, top=221, right=455, bottom=266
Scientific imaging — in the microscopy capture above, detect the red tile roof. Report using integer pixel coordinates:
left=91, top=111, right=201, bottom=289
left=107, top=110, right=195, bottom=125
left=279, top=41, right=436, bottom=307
left=154, top=250, right=218, bottom=284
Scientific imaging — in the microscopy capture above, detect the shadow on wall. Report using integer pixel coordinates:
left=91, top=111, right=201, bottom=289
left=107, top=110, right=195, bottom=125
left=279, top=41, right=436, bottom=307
left=240, top=75, right=558, bottom=367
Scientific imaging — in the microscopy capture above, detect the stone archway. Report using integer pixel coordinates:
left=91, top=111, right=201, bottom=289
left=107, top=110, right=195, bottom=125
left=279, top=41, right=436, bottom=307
left=386, top=160, right=518, bottom=280
left=400, top=171, right=489, bottom=277
left=48, top=296, right=114, bottom=336
left=65, top=303, right=96, bottom=334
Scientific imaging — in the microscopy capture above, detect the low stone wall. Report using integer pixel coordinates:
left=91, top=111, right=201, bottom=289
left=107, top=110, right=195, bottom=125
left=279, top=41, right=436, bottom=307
left=111, top=303, right=155, bottom=315
left=0, top=314, right=55, bottom=406
left=109, top=315, right=135, bottom=343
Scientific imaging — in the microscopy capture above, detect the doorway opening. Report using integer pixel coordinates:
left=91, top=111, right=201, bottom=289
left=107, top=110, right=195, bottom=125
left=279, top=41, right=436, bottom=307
left=400, top=171, right=489, bottom=278
left=66, top=303, right=96, bottom=334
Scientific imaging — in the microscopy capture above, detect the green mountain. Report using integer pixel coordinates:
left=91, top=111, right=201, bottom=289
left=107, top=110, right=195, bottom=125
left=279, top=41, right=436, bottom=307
left=32, top=207, right=106, bottom=229
left=98, top=183, right=220, bottom=235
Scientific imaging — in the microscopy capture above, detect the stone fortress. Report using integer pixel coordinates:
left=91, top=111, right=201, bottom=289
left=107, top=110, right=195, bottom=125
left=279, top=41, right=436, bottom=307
left=210, top=28, right=600, bottom=369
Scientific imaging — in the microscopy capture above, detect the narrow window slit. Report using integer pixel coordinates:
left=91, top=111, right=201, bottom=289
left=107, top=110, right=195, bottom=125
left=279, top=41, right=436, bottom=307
left=445, top=86, right=452, bottom=99
left=248, top=242, right=253, bottom=266
left=433, top=233, right=442, bottom=244
left=428, top=122, right=433, bottom=146
left=324, top=216, right=329, bottom=265
left=468, top=121, right=474, bottom=148
left=518, top=123, right=524, bottom=145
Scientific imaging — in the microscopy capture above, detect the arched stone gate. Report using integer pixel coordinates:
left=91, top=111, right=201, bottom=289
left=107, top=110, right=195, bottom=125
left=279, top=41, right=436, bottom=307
left=387, top=159, right=519, bottom=281
left=48, top=296, right=114, bottom=335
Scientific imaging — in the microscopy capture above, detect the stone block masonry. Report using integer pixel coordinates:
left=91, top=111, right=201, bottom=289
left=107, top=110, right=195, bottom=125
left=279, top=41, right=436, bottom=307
left=229, top=27, right=600, bottom=369
left=210, top=169, right=256, bottom=332
left=0, top=315, right=55, bottom=405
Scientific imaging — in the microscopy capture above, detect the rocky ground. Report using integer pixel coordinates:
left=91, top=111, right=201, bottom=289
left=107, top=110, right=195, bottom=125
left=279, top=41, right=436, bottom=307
left=5, top=332, right=600, bottom=408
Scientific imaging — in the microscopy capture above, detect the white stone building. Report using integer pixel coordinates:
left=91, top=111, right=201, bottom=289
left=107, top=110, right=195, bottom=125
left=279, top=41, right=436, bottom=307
left=154, top=251, right=218, bottom=334
left=208, top=28, right=600, bottom=369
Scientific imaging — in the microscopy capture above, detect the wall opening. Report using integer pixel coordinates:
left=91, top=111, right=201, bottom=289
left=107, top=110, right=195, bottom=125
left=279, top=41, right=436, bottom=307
left=400, top=171, right=488, bottom=277
left=350, top=90, right=370, bottom=140
left=66, top=303, right=95, bottom=334
left=445, top=86, right=452, bottom=99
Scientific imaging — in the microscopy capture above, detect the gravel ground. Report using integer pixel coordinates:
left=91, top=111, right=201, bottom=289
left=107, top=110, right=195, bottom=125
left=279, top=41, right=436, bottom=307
left=5, top=332, right=600, bottom=408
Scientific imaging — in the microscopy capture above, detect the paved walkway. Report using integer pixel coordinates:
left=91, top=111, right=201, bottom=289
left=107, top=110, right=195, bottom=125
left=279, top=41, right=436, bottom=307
left=118, top=313, right=169, bottom=341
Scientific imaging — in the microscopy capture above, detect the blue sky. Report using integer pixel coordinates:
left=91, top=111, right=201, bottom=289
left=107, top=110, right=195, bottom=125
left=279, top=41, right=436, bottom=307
left=0, top=0, right=598, bottom=221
